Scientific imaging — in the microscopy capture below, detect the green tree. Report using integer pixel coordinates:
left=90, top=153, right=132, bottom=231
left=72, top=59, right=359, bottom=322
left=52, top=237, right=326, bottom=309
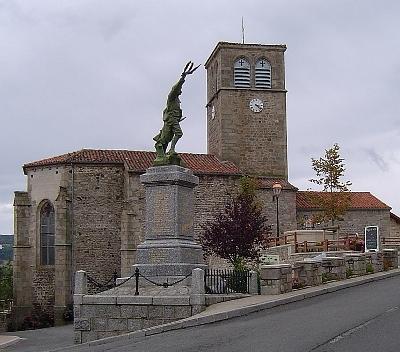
left=200, top=177, right=269, bottom=270
left=0, top=262, right=13, bottom=301
left=309, top=143, right=352, bottom=225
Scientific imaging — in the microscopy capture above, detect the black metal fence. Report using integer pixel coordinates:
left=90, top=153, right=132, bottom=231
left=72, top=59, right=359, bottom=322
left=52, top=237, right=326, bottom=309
left=204, top=269, right=251, bottom=294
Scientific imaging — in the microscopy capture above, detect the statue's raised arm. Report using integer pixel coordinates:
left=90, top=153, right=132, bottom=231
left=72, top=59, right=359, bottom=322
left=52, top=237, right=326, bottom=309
left=153, top=61, right=200, bottom=167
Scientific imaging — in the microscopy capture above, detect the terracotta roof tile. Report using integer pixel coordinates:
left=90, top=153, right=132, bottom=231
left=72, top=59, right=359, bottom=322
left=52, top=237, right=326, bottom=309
left=23, top=149, right=241, bottom=176
left=297, top=191, right=391, bottom=210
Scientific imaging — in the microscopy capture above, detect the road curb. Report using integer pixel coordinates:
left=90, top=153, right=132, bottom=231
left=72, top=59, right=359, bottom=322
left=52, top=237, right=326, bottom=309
left=50, top=268, right=400, bottom=351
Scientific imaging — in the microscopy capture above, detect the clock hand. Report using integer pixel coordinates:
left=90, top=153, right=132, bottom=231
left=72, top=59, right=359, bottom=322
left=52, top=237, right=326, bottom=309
left=255, top=103, right=262, bottom=109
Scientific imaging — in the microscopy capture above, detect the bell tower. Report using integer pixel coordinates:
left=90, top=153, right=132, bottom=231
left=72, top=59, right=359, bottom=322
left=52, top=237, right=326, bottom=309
left=205, top=42, right=288, bottom=179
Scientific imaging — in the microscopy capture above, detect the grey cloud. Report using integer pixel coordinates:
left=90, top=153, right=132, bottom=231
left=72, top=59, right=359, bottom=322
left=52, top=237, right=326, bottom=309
left=364, top=149, right=389, bottom=172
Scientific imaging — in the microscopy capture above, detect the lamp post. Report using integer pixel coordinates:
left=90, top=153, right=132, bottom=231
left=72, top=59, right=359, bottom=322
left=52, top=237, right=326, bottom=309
left=272, top=182, right=282, bottom=239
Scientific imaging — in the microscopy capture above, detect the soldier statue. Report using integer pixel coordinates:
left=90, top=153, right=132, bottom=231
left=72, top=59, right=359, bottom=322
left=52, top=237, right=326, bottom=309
left=153, top=61, right=199, bottom=166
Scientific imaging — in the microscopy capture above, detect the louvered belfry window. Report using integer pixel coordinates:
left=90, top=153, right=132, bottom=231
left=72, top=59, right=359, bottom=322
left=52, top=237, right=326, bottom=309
left=40, top=201, right=55, bottom=265
left=255, top=58, right=272, bottom=88
left=234, top=58, right=251, bottom=87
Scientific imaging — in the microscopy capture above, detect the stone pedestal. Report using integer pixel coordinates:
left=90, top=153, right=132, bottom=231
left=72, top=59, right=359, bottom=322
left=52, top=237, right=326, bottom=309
left=259, top=264, right=292, bottom=295
left=343, top=253, right=366, bottom=276
left=133, top=166, right=205, bottom=284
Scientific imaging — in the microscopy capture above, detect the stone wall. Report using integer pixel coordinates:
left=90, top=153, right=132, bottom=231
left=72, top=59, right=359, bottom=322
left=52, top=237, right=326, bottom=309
left=120, top=173, right=145, bottom=276
left=74, top=296, right=194, bottom=343
left=297, top=208, right=391, bottom=238
left=390, top=216, right=400, bottom=237
left=72, top=165, right=125, bottom=285
left=32, top=267, right=55, bottom=316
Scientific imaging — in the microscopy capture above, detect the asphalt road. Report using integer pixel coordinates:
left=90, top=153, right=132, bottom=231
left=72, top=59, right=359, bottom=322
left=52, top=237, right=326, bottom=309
left=69, top=275, right=400, bottom=352
left=3, top=275, right=400, bottom=352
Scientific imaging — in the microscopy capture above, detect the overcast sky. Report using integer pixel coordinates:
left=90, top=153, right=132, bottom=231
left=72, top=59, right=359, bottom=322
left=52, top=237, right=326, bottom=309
left=1, top=0, right=400, bottom=234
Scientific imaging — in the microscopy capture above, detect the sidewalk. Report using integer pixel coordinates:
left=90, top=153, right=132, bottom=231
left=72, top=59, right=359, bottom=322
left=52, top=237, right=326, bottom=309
left=1, top=269, right=399, bottom=352
left=0, top=335, right=20, bottom=349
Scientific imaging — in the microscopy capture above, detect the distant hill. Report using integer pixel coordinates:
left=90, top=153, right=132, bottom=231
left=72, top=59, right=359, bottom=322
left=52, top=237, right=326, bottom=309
left=0, top=234, right=13, bottom=263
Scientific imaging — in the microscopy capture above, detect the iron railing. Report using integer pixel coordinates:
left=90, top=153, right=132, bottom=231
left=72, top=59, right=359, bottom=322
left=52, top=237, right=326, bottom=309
left=204, top=269, right=251, bottom=294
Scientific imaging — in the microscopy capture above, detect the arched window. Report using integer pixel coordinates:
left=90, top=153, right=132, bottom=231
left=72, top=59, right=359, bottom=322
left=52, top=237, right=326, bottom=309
left=255, top=58, right=272, bottom=88
left=40, top=201, right=55, bottom=265
left=234, top=58, right=250, bottom=87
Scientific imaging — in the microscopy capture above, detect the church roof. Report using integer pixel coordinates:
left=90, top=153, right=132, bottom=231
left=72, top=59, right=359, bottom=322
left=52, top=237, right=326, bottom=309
left=23, top=149, right=241, bottom=176
left=296, top=191, right=391, bottom=210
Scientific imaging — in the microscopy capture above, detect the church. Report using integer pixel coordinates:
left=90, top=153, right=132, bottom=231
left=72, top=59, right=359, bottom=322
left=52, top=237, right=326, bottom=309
left=12, top=42, right=399, bottom=326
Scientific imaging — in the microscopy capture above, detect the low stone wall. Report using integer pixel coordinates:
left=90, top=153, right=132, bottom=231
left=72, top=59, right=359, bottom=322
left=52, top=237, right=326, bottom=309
left=74, top=269, right=206, bottom=344
left=383, top=249, right=398, bottom=270
left=344, top=253, right=366, bottom=276
left=260, top=249, right=398, bottom=295
left=259, top=264, right=292, bottom=295
left=74, top=295, right=196, bottom=343
left=293, top=260, right=322, bottom=287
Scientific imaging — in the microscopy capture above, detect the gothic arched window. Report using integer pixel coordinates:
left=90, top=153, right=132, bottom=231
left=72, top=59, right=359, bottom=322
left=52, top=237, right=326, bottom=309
left=40, top=201, right=55, bottom=265
left=255, top=58, right=272, bottom=88
left=234, top=58, right=250, bottom=87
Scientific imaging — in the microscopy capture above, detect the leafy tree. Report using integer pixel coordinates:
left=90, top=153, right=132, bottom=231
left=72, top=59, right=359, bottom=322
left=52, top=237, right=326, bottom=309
left=200, top=177, right=269, bottom=270
left=309, top=143, right=352, bottom=225
left=0, top=262, right=13, bottom=301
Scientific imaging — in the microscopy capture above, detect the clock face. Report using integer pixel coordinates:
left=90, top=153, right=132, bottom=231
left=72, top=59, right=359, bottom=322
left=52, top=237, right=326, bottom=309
left=249, top=98, right=264, bottom=113
left=211, top=105, right=216, bottom=119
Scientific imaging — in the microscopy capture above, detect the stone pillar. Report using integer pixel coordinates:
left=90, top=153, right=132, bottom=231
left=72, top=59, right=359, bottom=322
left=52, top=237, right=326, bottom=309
left=54, top=187, right=72, bottom=325
left=73, top=270, right=88, bottom=344
left=249, top=271, right=259, bottom=295
left=134, top=166, right=205, bottom=284
left=295, top=260, right=322, bottom=287
left=259, top=264, right=292, bottom=295
left=343, top=253, right=366, bottom=277
left=190, top=268, right=206, bottom=314
left=383, top=249, right=398, bottom=270
left=365, top=251, right=383, bottom=273
left=12, top=191, right=33, bottom=327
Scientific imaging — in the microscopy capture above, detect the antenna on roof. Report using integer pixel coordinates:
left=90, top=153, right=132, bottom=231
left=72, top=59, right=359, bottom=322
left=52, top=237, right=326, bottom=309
left=241, top=16, right=245, bottom=44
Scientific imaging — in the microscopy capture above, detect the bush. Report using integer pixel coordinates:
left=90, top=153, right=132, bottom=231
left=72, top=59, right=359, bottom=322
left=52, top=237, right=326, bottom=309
left=19, top=304, right=54, bottom=330
left=366, top=263, right=374, bottom=274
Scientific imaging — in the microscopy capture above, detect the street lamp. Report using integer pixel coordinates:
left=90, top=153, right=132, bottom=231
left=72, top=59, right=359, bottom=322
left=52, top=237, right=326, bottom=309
left=272, top=182, right=282, bottom=239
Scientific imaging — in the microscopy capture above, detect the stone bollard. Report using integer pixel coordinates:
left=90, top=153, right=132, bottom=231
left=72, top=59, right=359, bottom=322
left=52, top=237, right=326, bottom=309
left=249, top=270, right=259, bottom=295
left=382, top=249, right=399, bottom=270
left=295, top=260, right=323, bottom=287
left=73, top=270, right=88, bottom=344
left=343, top=253, right=366, bottom=277
left=190, top=268, right=206, bottom=315
left=74, top=270, right=88, bottom=295
left=321, top=257, right=345, bottom=281
left=259, top=264, right=292, bottom=295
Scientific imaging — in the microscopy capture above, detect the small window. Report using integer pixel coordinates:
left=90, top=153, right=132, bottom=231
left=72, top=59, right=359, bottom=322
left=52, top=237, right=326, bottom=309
left=234, top=58, right=250, bottom=87
left=40, top=202, right=55, bottom=265
left=255, top=58, right=272, bottom=88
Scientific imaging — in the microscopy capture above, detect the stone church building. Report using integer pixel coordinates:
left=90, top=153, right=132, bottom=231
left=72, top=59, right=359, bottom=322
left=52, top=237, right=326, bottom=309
left=12, top=42, right=398, bottom=325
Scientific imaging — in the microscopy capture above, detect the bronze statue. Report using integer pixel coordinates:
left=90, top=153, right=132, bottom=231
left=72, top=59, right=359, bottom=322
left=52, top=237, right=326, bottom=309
left=153, top=61, right=199, bottom=166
